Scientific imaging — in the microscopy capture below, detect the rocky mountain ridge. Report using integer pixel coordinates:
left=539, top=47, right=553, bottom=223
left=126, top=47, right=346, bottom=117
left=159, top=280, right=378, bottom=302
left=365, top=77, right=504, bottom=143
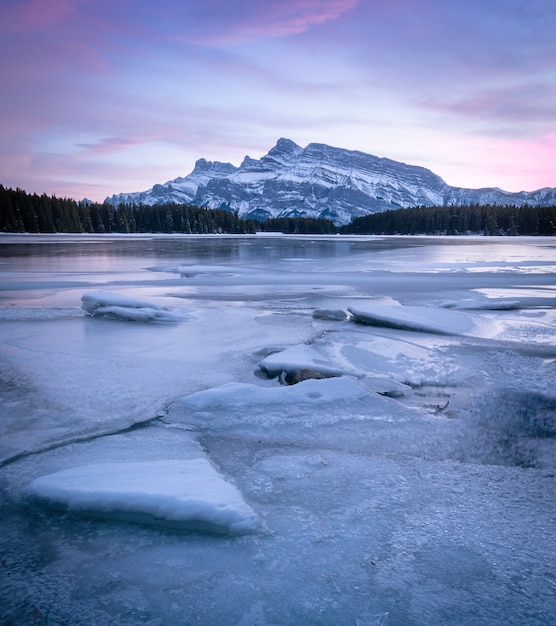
left=106, top=138, right=556, bottom=225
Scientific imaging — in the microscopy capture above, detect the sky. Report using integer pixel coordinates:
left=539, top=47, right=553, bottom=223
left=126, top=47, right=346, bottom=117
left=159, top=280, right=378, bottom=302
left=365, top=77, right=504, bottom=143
left=1, top=0, right=555, bottom=202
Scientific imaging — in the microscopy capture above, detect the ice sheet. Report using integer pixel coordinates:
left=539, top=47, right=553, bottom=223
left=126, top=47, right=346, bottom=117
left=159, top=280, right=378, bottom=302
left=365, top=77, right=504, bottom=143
left=1, top=235, right=555, bottom=625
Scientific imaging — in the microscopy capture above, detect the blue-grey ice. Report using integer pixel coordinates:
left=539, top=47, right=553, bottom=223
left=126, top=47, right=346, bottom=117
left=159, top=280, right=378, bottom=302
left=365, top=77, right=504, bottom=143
left=1, top=234, right=555, bottom=625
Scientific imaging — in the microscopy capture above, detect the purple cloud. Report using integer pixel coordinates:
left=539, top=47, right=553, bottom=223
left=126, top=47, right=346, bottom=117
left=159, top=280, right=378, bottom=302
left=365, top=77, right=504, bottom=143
left=168, top=0, right=360, bottom=44
left=75, top=136, right=157, bottom=157
left=2, top=0, right=360, bottom=43
left=420, top=83, right=556, bottom=136
left=2, top=0, right=77, bottom=31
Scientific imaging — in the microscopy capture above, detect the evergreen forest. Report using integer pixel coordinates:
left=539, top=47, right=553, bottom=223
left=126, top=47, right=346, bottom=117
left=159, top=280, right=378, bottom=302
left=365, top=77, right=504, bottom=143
left=341, top=204, right=556, bottom=236
left=0, top=186, right=256, bottom=234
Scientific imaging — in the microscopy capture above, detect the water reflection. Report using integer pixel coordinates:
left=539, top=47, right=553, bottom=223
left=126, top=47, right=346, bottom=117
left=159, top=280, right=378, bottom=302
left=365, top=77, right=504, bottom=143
left=0, top=235, right=418, bottom=270
left=0, top=234, right=553, bottom=274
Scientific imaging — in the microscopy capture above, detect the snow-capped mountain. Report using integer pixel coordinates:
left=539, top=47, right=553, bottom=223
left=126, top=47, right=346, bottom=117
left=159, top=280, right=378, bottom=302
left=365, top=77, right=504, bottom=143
left=105, top=138, right=556, bottom=225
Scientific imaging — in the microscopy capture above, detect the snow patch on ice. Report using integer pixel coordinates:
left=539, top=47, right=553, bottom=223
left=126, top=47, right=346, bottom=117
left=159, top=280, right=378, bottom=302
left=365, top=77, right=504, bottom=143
left=26, top=459, right=258, bottom=534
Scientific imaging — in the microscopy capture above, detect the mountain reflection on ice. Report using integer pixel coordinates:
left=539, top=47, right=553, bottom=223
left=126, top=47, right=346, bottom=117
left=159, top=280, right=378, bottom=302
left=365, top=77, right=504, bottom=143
left=0, top=234, right=555, bottom=625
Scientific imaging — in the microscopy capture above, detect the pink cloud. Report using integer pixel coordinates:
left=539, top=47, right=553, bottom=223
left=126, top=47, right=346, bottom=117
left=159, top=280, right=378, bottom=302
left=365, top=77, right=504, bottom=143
left=424, top=131, right=556, bottom=192
left=1, top=0, right=77, bottom=31
left=236, top=0, right=361, bottom=40
left=75, top=135, right=157, bottom=157
left=418, top=84, right=556, bottom=137
left=168, top=0, right=361, bottom=45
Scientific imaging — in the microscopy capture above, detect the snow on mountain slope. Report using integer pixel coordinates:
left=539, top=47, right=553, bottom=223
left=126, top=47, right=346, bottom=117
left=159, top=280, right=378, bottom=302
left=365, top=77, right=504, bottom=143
left=105, top=139, right=556, bottom=225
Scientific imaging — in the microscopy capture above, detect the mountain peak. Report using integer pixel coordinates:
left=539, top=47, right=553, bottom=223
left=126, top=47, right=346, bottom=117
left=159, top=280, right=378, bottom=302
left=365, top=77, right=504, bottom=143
left=275, top=138, right=301, bottom=152
left=265, top=138, right=303, bottom=159
left=105, top=139, right=556, bottom=225
left=193, top=158, right=210, bottom=171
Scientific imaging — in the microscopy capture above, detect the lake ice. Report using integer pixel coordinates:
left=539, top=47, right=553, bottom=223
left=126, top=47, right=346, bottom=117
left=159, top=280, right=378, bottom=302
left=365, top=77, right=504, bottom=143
left=0, top=234, right=555, bottom=625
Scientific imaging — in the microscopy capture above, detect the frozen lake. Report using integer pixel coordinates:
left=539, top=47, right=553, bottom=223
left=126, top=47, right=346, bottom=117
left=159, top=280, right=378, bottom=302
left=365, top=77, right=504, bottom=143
left=1, top=233, right=555, bottom=625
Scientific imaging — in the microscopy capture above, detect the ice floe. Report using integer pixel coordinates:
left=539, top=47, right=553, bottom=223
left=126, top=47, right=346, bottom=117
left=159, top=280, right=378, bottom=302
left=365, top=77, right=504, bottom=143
left=178, top=377, right=370, bottom=412
left=169, top=376, right=422, bottom=438
left=26, top=459, right=258, bottom=534
left=81, top=291, right=178, bottom=323
left=348, top=302, right=474, bottom=335
left=259, top=343, right=359, bottom=377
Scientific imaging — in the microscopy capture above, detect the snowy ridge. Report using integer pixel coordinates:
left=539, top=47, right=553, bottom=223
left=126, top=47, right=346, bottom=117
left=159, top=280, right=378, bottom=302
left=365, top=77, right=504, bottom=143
left=105, top=138, right=556, bottom=225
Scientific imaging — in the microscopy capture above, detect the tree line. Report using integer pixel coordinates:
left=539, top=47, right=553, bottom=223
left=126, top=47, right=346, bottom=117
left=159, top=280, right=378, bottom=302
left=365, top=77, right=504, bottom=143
left=1, top=185, right=555, bottom=236
left=260, top=216, right=336, bottom=234
left=0, top=186, right=257, bottom=234
left=341, top=204, right=556, bottom=236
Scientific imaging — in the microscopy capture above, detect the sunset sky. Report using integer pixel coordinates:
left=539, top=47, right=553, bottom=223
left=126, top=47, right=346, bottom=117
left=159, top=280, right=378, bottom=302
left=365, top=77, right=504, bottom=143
left=1, top=0, right=555, bottom=202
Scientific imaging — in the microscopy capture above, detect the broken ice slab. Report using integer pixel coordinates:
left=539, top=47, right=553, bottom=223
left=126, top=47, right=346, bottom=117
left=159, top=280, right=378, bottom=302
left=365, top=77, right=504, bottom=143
left=26, top=459, right=258, bottom=535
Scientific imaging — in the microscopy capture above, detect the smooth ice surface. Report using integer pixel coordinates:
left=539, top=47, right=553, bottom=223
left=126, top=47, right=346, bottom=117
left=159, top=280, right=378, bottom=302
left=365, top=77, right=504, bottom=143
left=26, top=459, right=258, bottom=534
left=1, top=234, right=555, bottom=625
left=441, top=298, right=521, bottom=310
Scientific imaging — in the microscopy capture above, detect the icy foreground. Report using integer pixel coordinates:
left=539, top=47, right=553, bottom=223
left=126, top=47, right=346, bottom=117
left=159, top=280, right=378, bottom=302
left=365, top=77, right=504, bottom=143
left=0, top=234, right=555, bottom=625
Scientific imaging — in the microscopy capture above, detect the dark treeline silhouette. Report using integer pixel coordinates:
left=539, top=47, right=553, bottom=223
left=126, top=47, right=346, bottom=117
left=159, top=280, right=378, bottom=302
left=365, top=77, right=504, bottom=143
left=259, top=216, right=337, bottom=234
left=342, top=204, right=556, bottom=236
left=1, top=185, right=555, bottom=236
left=0, top=186, right=257, bottom=234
